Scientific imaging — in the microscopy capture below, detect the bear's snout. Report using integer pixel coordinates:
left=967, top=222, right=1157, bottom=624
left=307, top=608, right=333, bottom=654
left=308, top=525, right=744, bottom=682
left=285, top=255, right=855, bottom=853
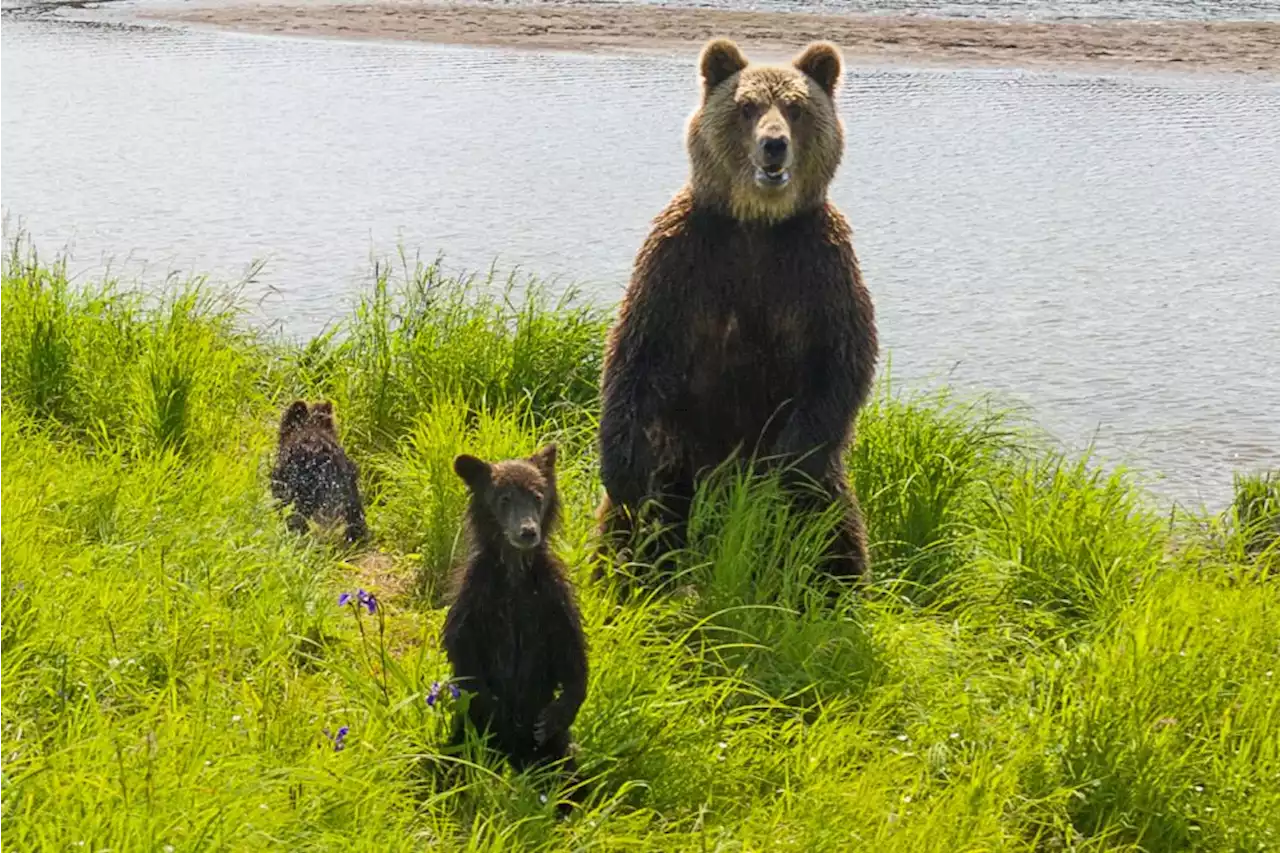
left=753, top=131, right=793, bottom=189
left=510, top=521, right=542, bottom=550
left=760, top=135, right=789, bottom=165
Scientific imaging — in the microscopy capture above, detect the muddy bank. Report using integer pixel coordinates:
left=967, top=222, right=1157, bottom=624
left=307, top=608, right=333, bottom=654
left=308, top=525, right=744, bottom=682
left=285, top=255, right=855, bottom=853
left=145, top=0, right=1280, bottom=74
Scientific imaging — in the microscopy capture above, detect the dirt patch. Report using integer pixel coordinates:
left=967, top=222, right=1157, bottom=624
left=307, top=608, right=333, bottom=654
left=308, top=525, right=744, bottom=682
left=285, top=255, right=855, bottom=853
left=145, top=0, right=1280, bottom=75
left=347, top=549, right=418, bottom=603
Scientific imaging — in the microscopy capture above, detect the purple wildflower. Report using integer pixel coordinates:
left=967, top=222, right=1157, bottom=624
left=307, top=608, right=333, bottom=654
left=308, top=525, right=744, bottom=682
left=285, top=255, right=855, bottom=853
left=338, top=592, right=352, bottom=607
left=323, top=725, right=350, bottom=752
left=449, top=682, right=460, bottom=700
left=356, top=588, right=378, bottom=615
left=426, top=681, right=441, bottom=708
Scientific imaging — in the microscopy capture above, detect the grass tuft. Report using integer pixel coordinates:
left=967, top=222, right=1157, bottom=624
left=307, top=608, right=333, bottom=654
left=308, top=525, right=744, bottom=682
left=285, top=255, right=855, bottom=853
left=302, top=253, right=608, bottom=453
left=850, top=388, right=1019, bottom=602
left=1231, top=471, right=1280, bottom=567
left=967, top=453, right=1165, bottom=634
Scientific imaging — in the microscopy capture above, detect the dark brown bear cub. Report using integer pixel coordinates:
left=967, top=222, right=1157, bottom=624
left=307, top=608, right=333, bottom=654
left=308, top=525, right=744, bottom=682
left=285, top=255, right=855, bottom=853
left=270, top=400, right=367, bottom=545
left=443, top=444, right=588, bottom=788
left=597, top=38, right=877, bottom=584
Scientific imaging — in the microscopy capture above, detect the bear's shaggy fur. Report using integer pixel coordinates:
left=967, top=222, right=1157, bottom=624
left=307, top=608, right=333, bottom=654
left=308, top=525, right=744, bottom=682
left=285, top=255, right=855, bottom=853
left=270, top=400, right=368, bottom=544
left=443, top=444, right=588, bottom=780
left=597, top=39, right=878, bottom=582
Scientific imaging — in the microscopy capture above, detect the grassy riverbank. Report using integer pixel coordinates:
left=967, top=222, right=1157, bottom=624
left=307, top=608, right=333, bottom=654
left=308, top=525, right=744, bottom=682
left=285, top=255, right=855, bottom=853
left=2, top=240, right=1277, bottom=852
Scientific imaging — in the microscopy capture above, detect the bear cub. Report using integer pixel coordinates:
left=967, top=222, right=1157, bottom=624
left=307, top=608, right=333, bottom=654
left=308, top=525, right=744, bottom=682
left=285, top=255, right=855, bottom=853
left=270, top=400, right=368, bottom=545
left=443, top=444, right=588, bottom=788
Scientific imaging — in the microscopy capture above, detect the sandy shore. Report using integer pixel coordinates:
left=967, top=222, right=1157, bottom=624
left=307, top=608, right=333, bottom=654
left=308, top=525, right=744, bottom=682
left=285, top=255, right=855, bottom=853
left=143, top=0, right=1280, bottom=75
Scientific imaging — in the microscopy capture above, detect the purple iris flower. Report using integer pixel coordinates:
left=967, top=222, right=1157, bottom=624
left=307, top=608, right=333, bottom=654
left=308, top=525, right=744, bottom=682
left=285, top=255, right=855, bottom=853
left=449, top=683, right=460, bottom=700
left=323, top=725, right=350, bottom=751
left=426, top=681, right=441, bottom=707
left=339, top=590, right=378, bottom=614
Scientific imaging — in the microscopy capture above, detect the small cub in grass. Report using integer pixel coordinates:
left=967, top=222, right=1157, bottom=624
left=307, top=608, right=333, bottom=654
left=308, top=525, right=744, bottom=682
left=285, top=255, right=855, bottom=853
left=270, top=400, right=367, bottom=545
left=443, top=444, right=588, bottom=790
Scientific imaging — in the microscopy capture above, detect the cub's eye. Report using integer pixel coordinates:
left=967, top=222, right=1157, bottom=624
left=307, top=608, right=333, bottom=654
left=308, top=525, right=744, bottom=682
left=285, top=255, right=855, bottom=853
left=739, top=101, right=759, bottom=122
left=496, top=495, right=511, bottom=511
left=784, top=102, right=803, bottom=122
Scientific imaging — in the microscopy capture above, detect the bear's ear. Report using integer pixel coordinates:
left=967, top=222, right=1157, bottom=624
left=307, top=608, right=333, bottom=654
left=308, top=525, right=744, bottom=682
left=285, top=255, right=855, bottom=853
left=280, top=400, right=310, bottom=433
left=793, top=41, right=842, bottom=97
left=531, top=443, right=558, bottom=475
left=313, top=400, right=335, bottom=417
left=453, top=454, right=492, bottom=491
left=700, top=38, right=748, bottom=94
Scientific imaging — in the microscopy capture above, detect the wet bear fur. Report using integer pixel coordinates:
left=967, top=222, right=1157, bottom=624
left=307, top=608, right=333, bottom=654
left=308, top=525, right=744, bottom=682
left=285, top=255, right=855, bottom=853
left=443, top=444, right=588, bottom=782
left=596, top=39, right=878, bottom=583
left=270, top=400, right=368, bottom=544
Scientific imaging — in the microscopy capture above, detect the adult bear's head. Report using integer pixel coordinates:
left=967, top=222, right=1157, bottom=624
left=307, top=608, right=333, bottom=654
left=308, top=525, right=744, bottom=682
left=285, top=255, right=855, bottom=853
left=687, top=39, right=845, bottom=224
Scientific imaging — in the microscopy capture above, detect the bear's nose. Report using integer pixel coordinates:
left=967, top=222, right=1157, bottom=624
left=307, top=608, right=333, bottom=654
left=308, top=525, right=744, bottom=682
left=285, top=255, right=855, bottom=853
left=518, top=524, right=540, bottom=545
left=761, top=136, right=789, bottom=163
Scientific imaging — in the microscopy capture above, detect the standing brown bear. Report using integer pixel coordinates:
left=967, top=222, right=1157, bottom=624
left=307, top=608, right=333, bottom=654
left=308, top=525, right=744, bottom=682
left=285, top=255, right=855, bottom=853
left=597, top=39, right=878, bottom=583
left=271, top=400, right=368, bottom=545
left=443, top=445, right=588, bottom=791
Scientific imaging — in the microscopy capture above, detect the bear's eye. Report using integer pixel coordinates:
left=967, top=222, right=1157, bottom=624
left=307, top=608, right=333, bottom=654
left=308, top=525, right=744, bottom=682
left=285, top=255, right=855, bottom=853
left=784, top=102, right=803, bottom=123
left=496, top=494, right=511, bottom=511
left=739, top=101, right=759, bottom=122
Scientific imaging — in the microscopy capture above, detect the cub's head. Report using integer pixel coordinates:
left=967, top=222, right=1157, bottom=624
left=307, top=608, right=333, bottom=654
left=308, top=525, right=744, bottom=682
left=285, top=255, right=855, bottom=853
left=279, top=399, right=338, bottom=442
left=687, top=39, right=845, bottom=223
left=454, top=444, right=559, bottom=552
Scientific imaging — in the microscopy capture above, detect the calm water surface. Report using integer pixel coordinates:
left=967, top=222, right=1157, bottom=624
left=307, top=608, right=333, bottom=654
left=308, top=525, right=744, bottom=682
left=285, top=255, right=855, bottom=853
left=3, top=19, right=1278, bottom=508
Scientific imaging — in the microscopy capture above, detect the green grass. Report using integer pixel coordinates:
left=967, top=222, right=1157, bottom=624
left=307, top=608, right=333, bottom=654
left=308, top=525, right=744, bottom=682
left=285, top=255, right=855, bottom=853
left=3, top=238, right=1278, bottom=852
left=1230, top=472, right=1280, bottom=566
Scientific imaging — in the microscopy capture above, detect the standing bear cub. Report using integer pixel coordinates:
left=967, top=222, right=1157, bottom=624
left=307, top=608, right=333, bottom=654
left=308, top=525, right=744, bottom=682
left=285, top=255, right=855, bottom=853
left=443, top=444, right=588, bottom=786
left=597, top=39, right=878, bottom=582
left=271, top=400, right=368, bottom=545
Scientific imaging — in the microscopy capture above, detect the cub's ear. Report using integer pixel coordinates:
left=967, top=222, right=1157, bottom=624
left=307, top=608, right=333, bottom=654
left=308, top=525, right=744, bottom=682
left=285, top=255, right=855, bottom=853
left=793, top=41, right=842, bottom=97
left=313, top=400, right=335, bottom=417
left=453, top=454, right=492, bottom=490
left=700, top=38, right=748, bottom=94
left=531, top=443, right=558, bottom=475
left=280, top=400, right=310, bottom=433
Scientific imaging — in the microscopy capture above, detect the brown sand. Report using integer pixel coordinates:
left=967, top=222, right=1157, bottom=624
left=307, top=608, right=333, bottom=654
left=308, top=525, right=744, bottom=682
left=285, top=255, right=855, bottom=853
left=146, top=0, right=1280, bottom=75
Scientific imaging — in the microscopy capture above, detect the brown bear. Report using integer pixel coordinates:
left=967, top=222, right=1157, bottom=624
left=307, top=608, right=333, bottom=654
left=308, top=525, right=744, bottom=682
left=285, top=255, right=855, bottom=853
left=443, top=444, right=588, bottom=792
left=596, top=39, right=878, bottom=583
left=270, top=400, right=368, bottom=544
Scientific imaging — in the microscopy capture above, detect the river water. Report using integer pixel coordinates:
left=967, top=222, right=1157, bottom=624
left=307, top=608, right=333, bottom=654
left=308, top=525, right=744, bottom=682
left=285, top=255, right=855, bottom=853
left=2, top=16, right=1278, bottom=508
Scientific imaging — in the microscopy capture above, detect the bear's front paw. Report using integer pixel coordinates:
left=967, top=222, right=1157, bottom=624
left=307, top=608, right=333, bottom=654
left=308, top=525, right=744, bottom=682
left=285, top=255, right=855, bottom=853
left=533, top=710, right=552, bottom=745
left=773, top=445, right=826, bottom=483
